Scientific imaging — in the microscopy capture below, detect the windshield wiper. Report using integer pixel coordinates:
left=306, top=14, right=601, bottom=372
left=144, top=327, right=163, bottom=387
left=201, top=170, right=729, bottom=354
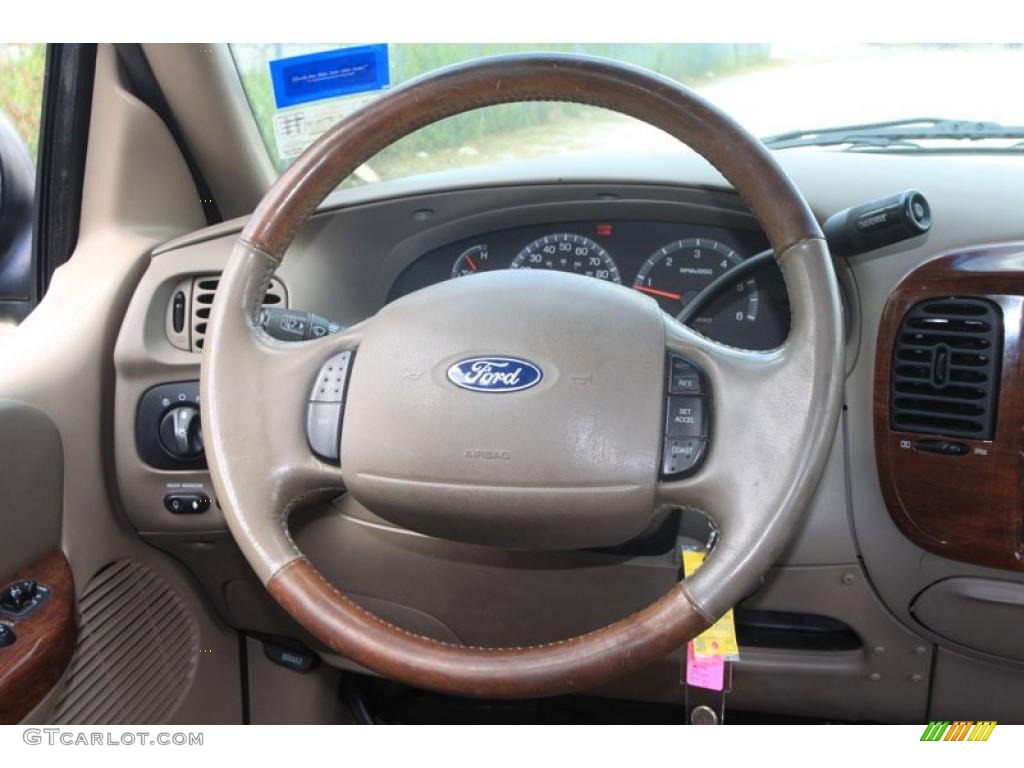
left=762, top=118, right=1024, bottom=151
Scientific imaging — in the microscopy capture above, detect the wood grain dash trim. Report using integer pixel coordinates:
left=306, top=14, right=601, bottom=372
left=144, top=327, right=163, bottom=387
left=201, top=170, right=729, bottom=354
left=874, top=242, right=1024, bottom=571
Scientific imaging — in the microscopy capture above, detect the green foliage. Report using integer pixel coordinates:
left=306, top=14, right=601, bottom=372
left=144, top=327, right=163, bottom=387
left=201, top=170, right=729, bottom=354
left=230, top=44, right=772, bottom=178
left=0, top=44, right=46, bottom=160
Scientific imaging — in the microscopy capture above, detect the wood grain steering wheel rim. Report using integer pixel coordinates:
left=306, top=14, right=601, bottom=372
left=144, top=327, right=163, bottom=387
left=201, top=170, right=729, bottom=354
left=202, top=53, right=844, bottom=698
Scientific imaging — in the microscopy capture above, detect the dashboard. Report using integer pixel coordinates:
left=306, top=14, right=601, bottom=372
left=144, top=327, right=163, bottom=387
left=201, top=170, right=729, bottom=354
left=388, top=219, right=788, bottom=350
left=109, top=151, right=1024, bottom=722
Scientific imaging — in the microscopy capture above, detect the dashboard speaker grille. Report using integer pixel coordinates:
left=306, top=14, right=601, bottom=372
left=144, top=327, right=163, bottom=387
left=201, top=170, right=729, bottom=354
left=190, top=274, right=286, bottom=351
left=50, top=560, right=199, bottom=725
left=890, top=297, right=1002, bottom=439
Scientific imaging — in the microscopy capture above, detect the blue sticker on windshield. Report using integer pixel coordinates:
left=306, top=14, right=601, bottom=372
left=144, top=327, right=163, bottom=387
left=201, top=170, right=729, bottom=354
left=269, top=45, right=390, bottom=109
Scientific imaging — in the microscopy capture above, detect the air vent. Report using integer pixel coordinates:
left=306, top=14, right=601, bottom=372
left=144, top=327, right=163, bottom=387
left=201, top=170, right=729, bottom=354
left=890, top=297, right=1002, bottom=439
left=191, top=275, right=286, bottom=351
left=166, top=273, right=287, bottom=352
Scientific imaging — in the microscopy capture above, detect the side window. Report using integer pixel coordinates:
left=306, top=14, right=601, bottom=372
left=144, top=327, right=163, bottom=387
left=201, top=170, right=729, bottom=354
left=0, top=44, right=45, bottom=324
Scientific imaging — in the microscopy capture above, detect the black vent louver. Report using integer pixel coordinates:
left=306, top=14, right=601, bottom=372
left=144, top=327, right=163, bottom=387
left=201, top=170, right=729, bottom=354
left=891, top=297, right=1002, bottom=439
left=190, top=274, right=286, bottom=351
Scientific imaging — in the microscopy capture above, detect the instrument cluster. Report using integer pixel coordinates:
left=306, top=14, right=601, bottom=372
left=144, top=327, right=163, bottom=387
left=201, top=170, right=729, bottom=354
left=388, top=219, right=789, bottom=350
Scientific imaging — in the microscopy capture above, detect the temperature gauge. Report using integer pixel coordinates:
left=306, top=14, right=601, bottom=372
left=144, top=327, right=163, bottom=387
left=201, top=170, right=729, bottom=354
left=451, top=244, right=491, bottom=278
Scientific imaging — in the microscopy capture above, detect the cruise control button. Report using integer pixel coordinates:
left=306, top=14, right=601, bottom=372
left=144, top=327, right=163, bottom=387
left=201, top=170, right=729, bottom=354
left=307, top=402, right=342, bottom=462
left=310, top=350, right=353, bottom=403
left=662, top=438, right=704, bottom=476
left=668, top=357, right=701, bottom=395
left=666, top=396, right=705, bottom=438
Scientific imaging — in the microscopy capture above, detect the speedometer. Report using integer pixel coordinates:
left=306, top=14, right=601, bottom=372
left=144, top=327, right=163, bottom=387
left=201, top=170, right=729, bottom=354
left=511, top=233, right=621, bottom=283
left=633, top=238, right=759, bottom=344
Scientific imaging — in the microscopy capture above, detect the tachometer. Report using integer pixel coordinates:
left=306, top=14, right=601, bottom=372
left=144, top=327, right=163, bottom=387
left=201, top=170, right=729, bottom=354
left=451, top=244, right=491, bottom=278
left=633, top=238, right=759, bottom=344
left=511, top=233, right=621, bottom=283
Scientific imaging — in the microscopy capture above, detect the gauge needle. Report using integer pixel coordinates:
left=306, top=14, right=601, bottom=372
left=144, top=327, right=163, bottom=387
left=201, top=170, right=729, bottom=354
left=632, top=284, right=682, bottom=302
left=464, top=254, right=478, bottom=271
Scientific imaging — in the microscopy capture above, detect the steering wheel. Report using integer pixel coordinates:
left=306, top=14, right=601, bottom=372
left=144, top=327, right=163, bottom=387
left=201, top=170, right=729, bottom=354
left=202, top=54, right=843, bottom=699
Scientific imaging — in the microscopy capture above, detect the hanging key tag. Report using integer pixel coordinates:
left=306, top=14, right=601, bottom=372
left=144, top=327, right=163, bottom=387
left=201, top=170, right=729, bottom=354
left=680, top=544, right=739, bottom=724
left=682, top=548, right=740, bottom=661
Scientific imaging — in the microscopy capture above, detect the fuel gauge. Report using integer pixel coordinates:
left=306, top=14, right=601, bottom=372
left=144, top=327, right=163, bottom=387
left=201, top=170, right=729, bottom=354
left=451, top=244, right=491, bottom=278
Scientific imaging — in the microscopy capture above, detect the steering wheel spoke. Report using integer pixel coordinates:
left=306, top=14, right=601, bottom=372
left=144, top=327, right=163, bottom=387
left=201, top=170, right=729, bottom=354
left=657, top=239, right=844, bottom=619
left=658, top=327, right=775, bottom=511
left=656, top=325, right=790, bottom=615
left=202, top=241, right=368, bottom=579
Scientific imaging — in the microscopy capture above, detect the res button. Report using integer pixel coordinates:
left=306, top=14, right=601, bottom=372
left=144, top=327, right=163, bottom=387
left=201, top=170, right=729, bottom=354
left=668, top=357, right=702, bottom=395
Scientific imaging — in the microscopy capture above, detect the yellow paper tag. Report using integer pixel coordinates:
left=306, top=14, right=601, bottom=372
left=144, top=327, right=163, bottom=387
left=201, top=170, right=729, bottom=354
left=682, top=549, right=740, bottom=660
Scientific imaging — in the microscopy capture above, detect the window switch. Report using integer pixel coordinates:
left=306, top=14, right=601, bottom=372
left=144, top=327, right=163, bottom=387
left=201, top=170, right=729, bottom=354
left=0, top=580, right=37, bottom=613
left=0, top=579, right=47, bottom=617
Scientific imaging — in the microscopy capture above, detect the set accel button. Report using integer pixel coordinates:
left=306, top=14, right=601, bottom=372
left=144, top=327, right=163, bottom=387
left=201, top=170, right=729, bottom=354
left=666, top=396, right=705, bottom=438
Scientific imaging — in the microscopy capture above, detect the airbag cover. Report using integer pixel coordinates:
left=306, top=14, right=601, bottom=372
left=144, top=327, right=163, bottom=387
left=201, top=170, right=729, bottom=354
left=340, top=270, right=665, bottom=549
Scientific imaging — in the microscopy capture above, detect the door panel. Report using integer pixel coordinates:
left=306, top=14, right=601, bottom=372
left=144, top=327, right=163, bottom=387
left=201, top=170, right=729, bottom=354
left=0, top=402, right=62, bottom=569
left=0, top=403, right=72, bottom=723
left=0, top=45, right=242, bottom=724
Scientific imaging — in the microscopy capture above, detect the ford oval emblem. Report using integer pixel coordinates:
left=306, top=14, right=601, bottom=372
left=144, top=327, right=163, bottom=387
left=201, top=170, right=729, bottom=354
left=446, top=356, right=543, bottom=393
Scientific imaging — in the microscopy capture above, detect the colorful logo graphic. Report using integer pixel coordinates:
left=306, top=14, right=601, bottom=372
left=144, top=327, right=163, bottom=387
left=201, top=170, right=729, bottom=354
left=446, top=356, right=543, bottom=393
left=920, top=721, right=997, bottom=741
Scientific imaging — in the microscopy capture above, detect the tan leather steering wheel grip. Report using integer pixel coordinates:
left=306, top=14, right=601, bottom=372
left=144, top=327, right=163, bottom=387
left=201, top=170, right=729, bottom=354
left=202, top=54, right=844, bottom=698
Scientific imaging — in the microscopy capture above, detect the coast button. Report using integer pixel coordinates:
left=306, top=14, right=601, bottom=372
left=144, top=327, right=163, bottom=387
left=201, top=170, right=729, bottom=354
left=662, top=438, right=704, bottom=476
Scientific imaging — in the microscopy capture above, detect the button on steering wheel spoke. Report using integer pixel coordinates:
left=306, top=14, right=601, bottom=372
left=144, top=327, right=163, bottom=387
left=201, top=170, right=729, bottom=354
left=655, top=242, right=843, bottom=620
left=245, top=324, right=366, bottom=490
left=657, top=317, right=781, bottom=528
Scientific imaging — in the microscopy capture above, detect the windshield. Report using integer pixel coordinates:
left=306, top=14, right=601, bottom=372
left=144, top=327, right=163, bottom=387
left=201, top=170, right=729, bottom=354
left=230, top=43, right=1024, bottom=187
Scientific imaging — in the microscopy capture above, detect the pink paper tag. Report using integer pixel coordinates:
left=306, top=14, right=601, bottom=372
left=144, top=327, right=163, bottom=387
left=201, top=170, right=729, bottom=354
left=686, top=642, right=725, bottom=691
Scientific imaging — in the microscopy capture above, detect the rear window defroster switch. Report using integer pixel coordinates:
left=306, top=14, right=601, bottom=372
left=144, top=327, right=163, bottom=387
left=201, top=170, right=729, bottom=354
left=164, top=494, right=211, bottom=514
